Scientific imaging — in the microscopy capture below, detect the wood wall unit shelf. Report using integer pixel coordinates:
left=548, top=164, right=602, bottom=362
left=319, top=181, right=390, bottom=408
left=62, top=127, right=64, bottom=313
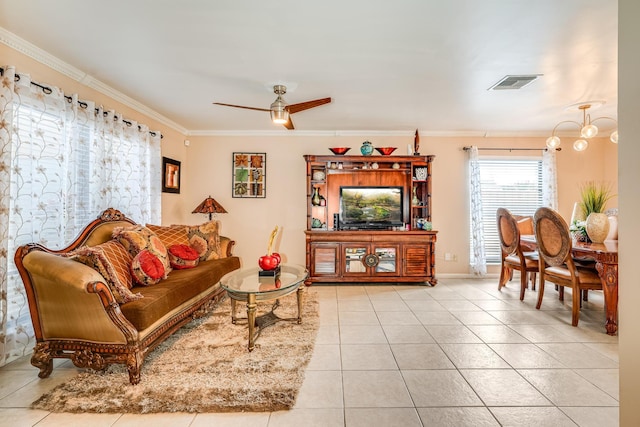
left=304, top=154, right=437, bottom=285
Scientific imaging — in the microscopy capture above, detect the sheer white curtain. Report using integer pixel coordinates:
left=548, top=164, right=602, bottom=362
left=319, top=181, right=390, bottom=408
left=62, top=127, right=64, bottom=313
left=468, top=146, right=487, bottom=276
left=0, top=65, right=161, bottom=366
left=542, top=148, right=558, bottom=210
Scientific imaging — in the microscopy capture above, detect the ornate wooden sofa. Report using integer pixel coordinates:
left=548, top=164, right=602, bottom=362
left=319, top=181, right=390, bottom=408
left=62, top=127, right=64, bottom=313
left=14, top=208, right=241, bottom=384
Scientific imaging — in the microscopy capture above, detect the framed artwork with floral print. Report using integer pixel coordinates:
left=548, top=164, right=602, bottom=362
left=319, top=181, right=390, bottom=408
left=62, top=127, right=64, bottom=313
left=232, top=152, right=266, bottom=198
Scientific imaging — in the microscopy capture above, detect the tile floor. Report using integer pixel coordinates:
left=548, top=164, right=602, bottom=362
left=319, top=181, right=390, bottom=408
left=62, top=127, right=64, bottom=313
left=0, top=277, right=619, bottom=426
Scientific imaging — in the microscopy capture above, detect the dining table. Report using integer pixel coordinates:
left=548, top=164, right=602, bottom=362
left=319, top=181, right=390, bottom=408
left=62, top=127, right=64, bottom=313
left=520, top=235, right=619, bottom=335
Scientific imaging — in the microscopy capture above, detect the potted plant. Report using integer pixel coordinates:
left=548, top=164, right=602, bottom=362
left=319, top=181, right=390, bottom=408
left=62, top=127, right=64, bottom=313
left=573, top=181, right=613, bottom=243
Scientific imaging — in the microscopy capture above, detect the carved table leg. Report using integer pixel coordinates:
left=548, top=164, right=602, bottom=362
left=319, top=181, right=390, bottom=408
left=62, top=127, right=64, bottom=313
left=596, top=261, right=618, bottom=335
left=247, top=293, right=257, bottom=351
left=296, top=286, right=304, bottom=324
left=231, top=298, right=237, bottom=324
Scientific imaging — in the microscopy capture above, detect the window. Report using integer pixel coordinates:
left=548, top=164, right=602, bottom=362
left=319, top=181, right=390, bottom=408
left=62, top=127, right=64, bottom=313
left=0, top=67, right=161, bottom=366
left=471, top=158, right=543, bottom=263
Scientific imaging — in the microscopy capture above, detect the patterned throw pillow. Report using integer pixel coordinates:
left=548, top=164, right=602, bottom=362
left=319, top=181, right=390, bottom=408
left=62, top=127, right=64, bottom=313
left=145, top=224, right=190, bottom=248
left=113, top=225, right=171, bottom=277
left=131, top=250, right=165, bottom=286
left=70, top=240, right=142, bottom=304
left=167, top=244, right=200, bottom=270
left=185, top=220, right=222, bottom=261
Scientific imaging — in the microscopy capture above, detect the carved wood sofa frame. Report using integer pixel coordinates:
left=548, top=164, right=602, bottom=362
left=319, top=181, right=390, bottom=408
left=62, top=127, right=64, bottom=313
left=14, top=208, right=238, bottom=384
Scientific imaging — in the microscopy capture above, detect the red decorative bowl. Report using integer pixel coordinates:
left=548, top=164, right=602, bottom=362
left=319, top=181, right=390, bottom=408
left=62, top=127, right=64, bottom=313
left=375, top=147, right=397, bottom=155
left=329, top=147, right=351, bottom=155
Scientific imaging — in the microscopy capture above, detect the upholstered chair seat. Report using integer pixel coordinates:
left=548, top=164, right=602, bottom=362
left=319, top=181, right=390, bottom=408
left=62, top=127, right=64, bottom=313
left=534, top=207, right=603, bottom=327
left=497, top=208, right=539, bottom=300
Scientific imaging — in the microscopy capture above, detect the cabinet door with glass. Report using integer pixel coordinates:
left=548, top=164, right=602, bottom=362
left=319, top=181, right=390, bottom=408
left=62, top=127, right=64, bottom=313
left=342, top=244, right=399, bottom=277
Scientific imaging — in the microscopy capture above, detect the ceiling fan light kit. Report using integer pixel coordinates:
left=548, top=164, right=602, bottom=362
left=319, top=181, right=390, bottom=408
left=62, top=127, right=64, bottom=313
left=213, top=84, right=331, bottom=130
left=269, top=85, right=289, bottom=124
left=546, top=102, right=618, bottom=151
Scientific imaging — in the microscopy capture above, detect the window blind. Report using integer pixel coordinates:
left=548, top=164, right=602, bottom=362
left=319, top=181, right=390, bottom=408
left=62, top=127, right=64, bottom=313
left=471, top=159, right=543, bottom=263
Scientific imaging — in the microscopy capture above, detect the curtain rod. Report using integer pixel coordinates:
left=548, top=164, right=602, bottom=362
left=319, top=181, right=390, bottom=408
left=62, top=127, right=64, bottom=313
left=0, top=67, right=162, bottom=139
left=462, top=146, right=561, bottom=152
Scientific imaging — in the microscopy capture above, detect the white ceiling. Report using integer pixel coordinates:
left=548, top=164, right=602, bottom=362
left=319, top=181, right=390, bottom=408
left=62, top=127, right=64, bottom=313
left=0, top=0, right=618, bottom=136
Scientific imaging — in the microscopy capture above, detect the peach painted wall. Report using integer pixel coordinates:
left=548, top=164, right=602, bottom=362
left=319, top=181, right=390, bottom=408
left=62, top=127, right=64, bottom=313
left=183, top=135, right=617, bottom=275
left=1, top=43, right=619, bottom=276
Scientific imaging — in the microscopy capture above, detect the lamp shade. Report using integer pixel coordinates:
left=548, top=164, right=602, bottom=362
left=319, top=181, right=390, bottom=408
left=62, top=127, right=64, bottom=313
left=547, top=102, right=617, bottom=151
left=192, top=196, right=227, bottom=220
left=270, top=94, right=289, bottom=124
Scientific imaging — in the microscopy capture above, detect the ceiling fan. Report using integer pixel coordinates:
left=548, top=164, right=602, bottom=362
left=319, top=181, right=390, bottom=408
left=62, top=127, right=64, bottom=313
left=213, top=85, right=331, bottom=130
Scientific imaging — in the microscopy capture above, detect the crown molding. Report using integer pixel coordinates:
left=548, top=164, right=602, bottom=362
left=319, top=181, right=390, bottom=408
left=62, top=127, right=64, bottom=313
left=187, top=129, right=421, bottom=137
left=187, top=129, right=548, bottom=138
left=0, top=27, right=188, bottom=136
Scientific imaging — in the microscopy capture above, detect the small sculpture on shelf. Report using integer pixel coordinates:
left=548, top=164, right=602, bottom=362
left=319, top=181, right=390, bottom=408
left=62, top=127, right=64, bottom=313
left=412, top=186, right=420, bottom=206
left=416, top=218, right=432, bottom=231
left=311, top=187, right=321, bottom=206
left=360, top=141, right=374, bottom=156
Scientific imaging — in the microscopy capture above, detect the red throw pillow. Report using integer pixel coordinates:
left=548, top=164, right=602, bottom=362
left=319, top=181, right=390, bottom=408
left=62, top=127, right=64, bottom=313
left=113, top=225, right=171, bottom=277
left=131, top=249, right=166, bottom=286
left=168, top=244, right=200, bottom=270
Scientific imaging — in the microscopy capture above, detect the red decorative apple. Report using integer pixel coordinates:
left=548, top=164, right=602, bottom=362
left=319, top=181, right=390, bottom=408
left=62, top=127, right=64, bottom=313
left=259, top=254, right=279, bottom=271
left=258, top=226, right=281, bottom=270
left=272, top=252, right=281, bottom=266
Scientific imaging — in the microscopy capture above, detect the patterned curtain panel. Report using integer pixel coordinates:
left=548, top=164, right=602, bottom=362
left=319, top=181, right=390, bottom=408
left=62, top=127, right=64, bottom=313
left=468, top=146, right=487, bottom=276
left=542, top=148, right=559, bottom=211
left=0, top=66, right=161, bottom=366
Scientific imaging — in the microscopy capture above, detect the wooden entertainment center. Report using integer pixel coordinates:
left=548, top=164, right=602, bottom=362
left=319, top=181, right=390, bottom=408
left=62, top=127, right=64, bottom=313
left=304, top=154, right=437, bottom=285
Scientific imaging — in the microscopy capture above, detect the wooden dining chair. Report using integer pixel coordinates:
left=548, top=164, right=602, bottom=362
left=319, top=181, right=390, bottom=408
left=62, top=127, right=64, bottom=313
left=497, top=208, right=538, bottom=300
left=533, top=207, right=602, bottom=326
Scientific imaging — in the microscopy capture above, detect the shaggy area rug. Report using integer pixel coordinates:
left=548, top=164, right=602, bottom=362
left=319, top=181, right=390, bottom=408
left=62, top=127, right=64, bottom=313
left=32, top=289, right=319, bottom=413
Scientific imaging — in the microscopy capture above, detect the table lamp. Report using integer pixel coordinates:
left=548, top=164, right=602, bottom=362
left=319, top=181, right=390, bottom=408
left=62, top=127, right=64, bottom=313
left=192, top=195, right=227, bottom=221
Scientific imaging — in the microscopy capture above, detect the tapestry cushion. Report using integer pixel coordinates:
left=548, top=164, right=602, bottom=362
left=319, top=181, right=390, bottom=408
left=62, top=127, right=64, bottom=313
left=69, top=240, right=142, bottom=304
left=185, top=220, right=222, bottom=261
left=131, top=250, right=166, bottom=286
left=145, top=224, right=190, bottom=248
left=168, top=244, right=200, bottom=270
left=113, top=225, right=171, bottom=277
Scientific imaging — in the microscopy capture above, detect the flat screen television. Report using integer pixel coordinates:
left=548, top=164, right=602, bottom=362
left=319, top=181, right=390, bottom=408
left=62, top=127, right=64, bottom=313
left=339, top=186, right=404, bottom=229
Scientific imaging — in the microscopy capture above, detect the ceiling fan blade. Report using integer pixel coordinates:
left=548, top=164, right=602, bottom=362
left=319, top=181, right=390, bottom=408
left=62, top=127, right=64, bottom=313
left=286, top=97, right=332, bottom=114
left=212, top=102, right=270, bottom=112
left=283, top=116, right=295, bottom=130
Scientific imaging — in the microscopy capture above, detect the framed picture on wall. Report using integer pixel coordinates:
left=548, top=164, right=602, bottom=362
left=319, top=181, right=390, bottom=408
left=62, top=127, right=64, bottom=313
left=232, top=152, right=266, bottom=198
left=162, top=157, right=181, bottom=193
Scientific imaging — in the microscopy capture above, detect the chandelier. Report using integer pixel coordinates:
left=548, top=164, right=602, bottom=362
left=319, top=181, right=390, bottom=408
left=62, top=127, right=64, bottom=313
left=546, top=102, right=618, bottom=152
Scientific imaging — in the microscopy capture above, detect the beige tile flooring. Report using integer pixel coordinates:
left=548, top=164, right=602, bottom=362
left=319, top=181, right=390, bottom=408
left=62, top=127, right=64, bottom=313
left=0, top=277, right=619, bottom=426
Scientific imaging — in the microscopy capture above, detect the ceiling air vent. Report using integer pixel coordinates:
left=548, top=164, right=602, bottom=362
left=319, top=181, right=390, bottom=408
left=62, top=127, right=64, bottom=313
left=489, top=74, right=541, bottom=90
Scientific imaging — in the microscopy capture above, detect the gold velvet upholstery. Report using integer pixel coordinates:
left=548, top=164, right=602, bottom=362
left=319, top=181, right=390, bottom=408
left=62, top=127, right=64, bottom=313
left=121, top=257, right=240, bottom=331
left=14, top=208, right=241, bottom=385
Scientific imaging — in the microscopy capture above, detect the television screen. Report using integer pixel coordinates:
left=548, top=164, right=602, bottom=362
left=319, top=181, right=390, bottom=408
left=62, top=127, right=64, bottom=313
left=339, top=186, right=403, bottom=227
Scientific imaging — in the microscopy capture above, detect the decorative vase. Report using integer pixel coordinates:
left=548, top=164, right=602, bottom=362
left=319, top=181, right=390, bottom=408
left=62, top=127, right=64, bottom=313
left=585, top=212, right=610, bottom=244
left=311, top=187, right=321, bottom=206
left=360, top=141, right=374, bottom=156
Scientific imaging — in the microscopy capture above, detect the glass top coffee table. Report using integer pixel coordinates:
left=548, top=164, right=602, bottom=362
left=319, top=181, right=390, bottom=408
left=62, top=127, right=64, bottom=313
left=220, top=264, right=309, bottom=351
